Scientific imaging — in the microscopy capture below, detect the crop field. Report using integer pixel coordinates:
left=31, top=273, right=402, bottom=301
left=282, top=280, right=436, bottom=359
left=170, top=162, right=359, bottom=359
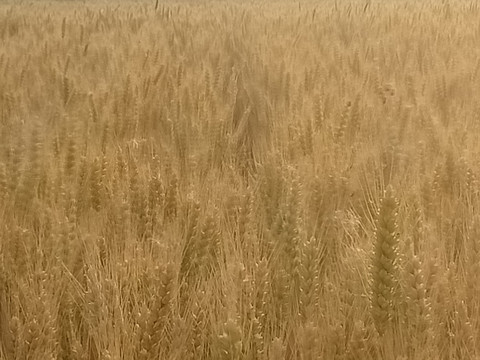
left=1, top=0, right=480, bottom=359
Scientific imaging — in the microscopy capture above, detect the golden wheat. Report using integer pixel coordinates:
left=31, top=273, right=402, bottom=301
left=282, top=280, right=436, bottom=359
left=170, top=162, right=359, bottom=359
left=0, top=0, right=479, bottom=359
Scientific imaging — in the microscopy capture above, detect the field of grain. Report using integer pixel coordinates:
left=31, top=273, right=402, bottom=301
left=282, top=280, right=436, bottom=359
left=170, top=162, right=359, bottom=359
left=1, top=0, right=480, bottom=359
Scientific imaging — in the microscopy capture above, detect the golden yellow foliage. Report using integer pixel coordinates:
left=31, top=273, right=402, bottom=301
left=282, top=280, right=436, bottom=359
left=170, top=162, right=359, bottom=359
left=0, top=1, right=479, bottom=359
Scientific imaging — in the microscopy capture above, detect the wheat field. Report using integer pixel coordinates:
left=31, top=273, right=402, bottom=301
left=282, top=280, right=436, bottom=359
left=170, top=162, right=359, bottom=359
left=1, top=0, right=480, bottom=359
